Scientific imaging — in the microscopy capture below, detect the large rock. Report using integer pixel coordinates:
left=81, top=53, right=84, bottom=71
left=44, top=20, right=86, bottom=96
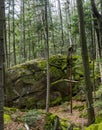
left=5, top=55, right=81, bottom=109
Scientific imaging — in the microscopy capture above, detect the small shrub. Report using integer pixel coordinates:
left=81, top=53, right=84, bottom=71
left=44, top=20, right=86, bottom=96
left=22, top=109, right=42, bottom=127
left=44, top=113, right=56, bottom=130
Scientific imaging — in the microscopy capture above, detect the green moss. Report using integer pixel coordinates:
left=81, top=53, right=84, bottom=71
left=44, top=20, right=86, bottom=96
left=50, top=67, right=64, bottom=79
left=95, top=116, right=102, bottom=123
left=85, top=124, right=99, bottom=130
left=20, top=75, right=35, bottom=83
left=49, top=55, right=66, bottom=66
left=73, top=128, right=80, bottom=130
left=26, top=98, right=37, bottom=109
left=44, top=113, right=57, bottom=130
left=98, top=123, right=102, bottom=130
left=34, top=72, right=44, bottom=81
left=6, top=54, right=100, bottom=110
left=4, top=114, right=11, bottom=124
left=51, top=96, right=62, bottom=106
left=4, top=107, right=18, bottom=115
left=60, top=118, right=70, bottom=130
left=95, top=113, right=102, bottom=121
left=37, top=60, right=46, bottom=69
left=85, top=119, right=102, bottom=130
left=50, top=114, right=57, bottom=120
left=60, top=120, right=68, bottom=129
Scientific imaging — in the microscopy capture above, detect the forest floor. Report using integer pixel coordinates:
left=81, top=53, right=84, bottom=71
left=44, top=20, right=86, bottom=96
left=4, top=100, right=90, bottom=130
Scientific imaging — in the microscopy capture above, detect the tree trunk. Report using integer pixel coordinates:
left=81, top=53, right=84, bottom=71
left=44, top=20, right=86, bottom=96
left=0, top=0, right=5, bottom=129
left=48, top=3, right=56, bottom=55
left=45, top=0, right=50, bottom=112
left=90, top=0, right=102, bottom=58
left=12, top=0, right=16, bottom=65
left=77, top=0, right=95, bottom=125
left=22, top=0, right=26, bottom=60
left=8, top=0, right=11, bottom=67
left=90, top=0, right=102, bottom=83
left=57, top=0, right=64, bottom=54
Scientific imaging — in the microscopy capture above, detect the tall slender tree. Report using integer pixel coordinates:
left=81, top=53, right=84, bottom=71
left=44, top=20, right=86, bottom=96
left=90, top=0, right=102, bottom=83
left=7, top=0, right=11, bottom=67
left=77, top=0, right=95, bottom=125
left=12, top=0, right=16, bottom=65
left=45, top=0, right=50, bottom=112
left=0, top=0, right=5, bottom=129
left=90, top=0, right=102, bottom=57
left=57, top=0, right=64, bottom=53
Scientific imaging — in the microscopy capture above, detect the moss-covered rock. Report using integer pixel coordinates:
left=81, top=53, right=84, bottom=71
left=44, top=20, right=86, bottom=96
left=5, top=54, right=96, bottom=109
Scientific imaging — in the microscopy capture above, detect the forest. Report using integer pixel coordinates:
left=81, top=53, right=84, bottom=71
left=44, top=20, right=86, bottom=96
left=0, top=0, right=102, bottom=130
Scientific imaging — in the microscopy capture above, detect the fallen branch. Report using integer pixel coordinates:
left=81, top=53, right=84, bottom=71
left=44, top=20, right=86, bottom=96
left=24, top=123, right=30, bottom=130
left=51, top=79, right=78, bottom=86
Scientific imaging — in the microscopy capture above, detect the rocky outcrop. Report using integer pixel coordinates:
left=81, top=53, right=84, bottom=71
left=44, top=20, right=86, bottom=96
left=5, top=55, right=81, bottom=109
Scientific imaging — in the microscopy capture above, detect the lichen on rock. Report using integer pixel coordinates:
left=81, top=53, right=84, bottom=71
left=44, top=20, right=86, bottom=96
left=5, top=55, right=85, bottom=109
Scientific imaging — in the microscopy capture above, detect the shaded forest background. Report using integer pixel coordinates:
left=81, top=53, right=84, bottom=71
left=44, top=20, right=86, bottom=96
left=5, top=0, right=101, bottom=67
left=0, top=0, right=102, bottom=130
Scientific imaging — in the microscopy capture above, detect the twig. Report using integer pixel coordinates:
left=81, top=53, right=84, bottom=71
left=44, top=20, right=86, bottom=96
left=24, top=123, right=30, bottom=130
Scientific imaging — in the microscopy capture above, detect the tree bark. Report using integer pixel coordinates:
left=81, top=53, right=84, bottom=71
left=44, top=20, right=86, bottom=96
left=90, top=0, right=102, bottom=58
left=0, top=0, right=5, bottom=129
left=45, top=0, right=50, bottom=112
left=90, top=0, right=102, bottom=83
left=77, top=0, right=95, bottom=125
left=12, top=0, right=16, bottom=65
left=57, top=0, right=64, bottom=54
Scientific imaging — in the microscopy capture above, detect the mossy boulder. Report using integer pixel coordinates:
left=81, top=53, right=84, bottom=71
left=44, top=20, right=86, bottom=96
left=5, top=55, right=84, bottom=109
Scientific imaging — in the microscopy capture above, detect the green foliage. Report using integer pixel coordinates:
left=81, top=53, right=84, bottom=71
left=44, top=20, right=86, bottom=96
left=95, top=116, right=102, bottom=124
left=44, top=113, right=57, bottom=130
left=37, top=60, right=46, bottom=70
left=73, top=128, right=80, bottom=130
left=4, top=114, right=11, bottom=124
left=22, top=109, right=42, bottom=127
left=85, top=124, right=99, bottom=130
left=79, top=110, right=88, bottom=118
left=85, top=114, right=102, bottom=130
left=60, top=120, right=69, bottom=130
left=51, top=96, right=62, bottom=106
left=73, top=104, right=84, bottom=111
left=44, top=113, right=69, bottom=130
left=85, top=123, right=102, bottom=130
left=4, top=107, right=18, bottom=115
left=95, top=85, right=102, bottom=111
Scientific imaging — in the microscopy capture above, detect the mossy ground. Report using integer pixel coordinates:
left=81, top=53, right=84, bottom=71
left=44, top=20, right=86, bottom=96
left=4, top=114, right=11, bottom=124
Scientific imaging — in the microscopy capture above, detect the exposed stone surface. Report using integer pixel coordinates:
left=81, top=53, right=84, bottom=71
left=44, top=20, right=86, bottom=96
left=5, top=55, right=81, bottom=109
